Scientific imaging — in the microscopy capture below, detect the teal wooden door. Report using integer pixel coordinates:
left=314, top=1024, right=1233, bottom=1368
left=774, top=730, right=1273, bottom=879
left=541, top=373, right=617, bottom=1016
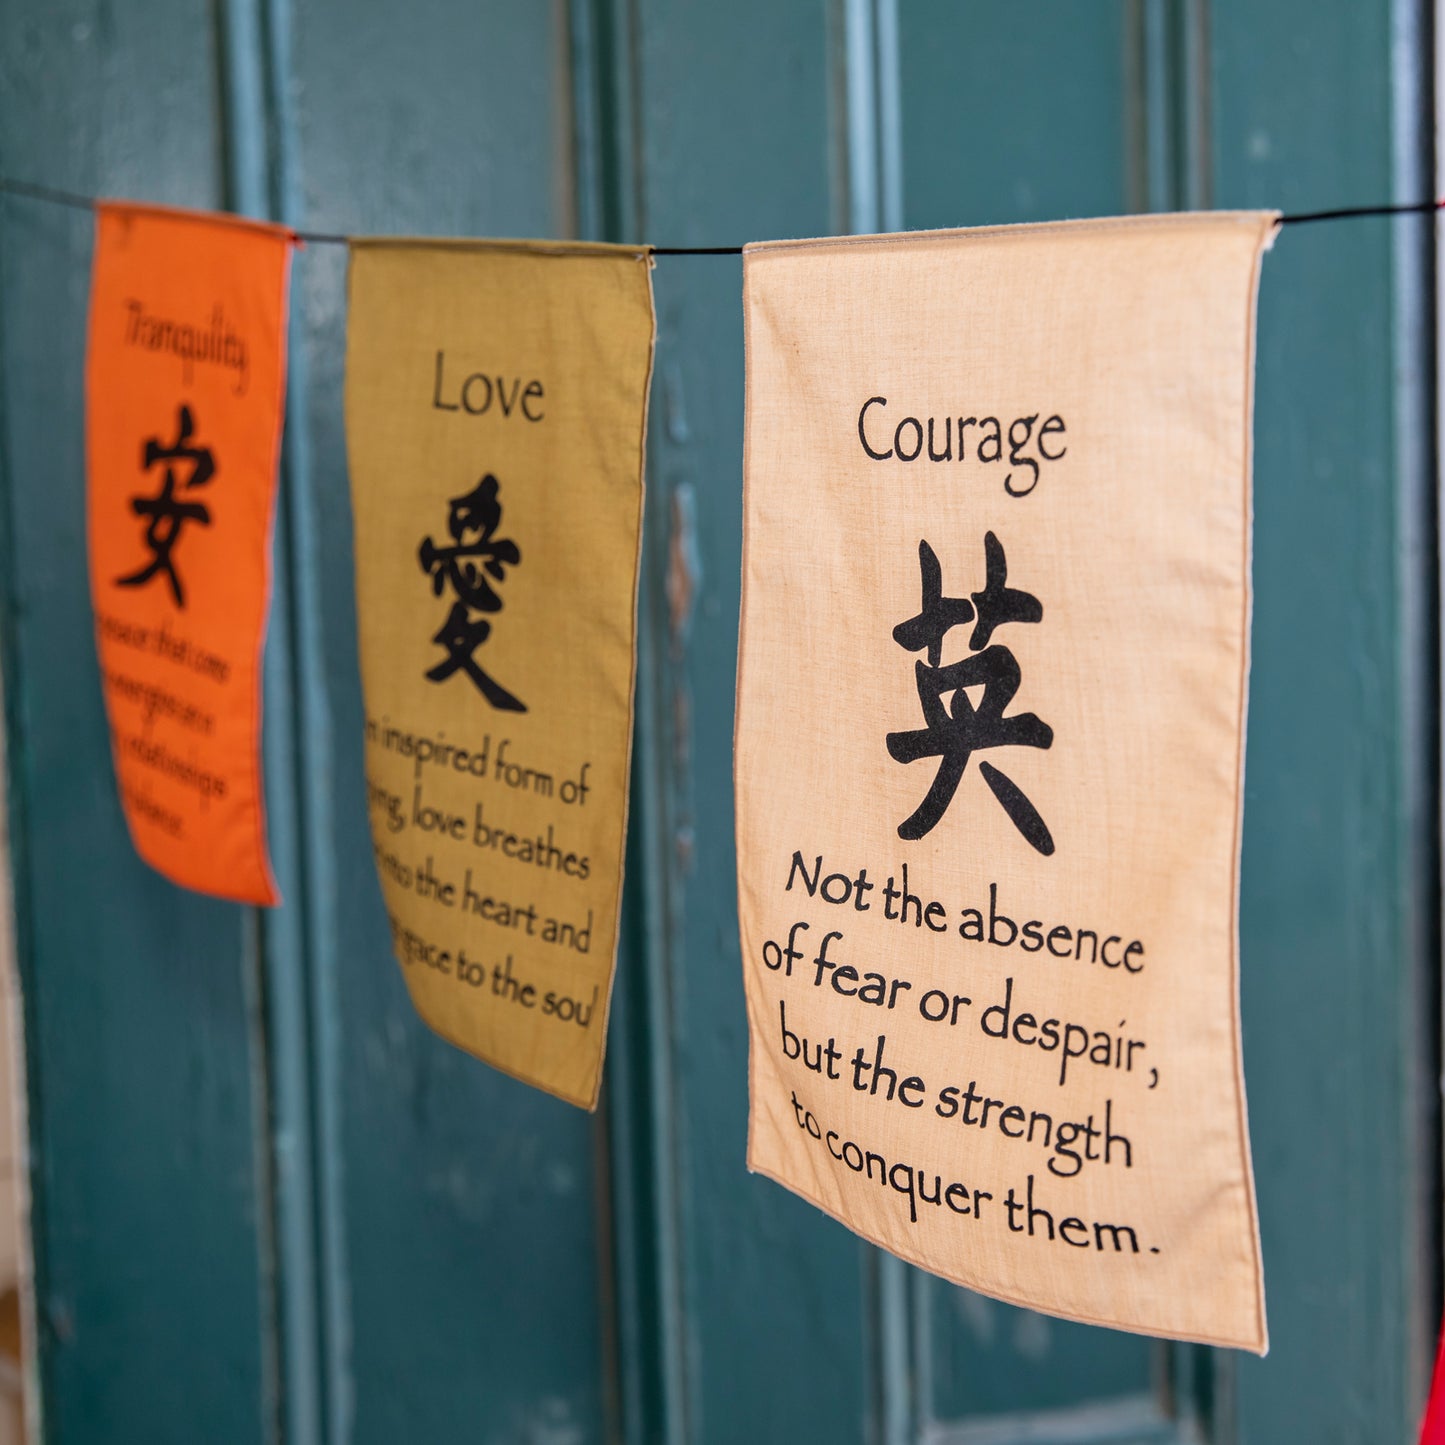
left=0, top=2, right=1436, bottom=1442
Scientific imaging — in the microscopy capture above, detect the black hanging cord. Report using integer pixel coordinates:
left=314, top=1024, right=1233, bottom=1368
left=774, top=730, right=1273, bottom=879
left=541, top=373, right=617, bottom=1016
left=0, top=177, right=92, bottom=213
left=652, top=198, right=1445, bottom=250
left=1278, top=198, right=1445, bottom=225
left=650, top=245, right=745, bottom=256
left=2, top=175, right=1442, bottom=250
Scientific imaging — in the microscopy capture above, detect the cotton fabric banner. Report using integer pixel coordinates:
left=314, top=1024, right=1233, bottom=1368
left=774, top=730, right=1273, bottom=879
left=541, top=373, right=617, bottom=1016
left=345, top=240, right=654, bottom=1109
left=87, top=202, right=294, bottom=905
left=736, top=213, right=1274, bottom=1350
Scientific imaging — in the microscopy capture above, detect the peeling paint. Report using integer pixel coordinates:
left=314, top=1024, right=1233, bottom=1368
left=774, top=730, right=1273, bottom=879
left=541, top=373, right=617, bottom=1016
left=666, top=481, right=700, bottom=870
left=666, top=482, right=699, bottom=650
left=662, top=361, right=691, bottom=445
left=955, top=1287, right=996, bottom=1346
left=490, top=1394, right=585, bottom=1445
left=1012, top=1308, right=1051, bottom=1361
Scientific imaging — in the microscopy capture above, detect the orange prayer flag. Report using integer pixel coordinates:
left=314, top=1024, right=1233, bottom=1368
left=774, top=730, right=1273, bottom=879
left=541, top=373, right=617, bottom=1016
left=86, top=202, right=296, bottom=905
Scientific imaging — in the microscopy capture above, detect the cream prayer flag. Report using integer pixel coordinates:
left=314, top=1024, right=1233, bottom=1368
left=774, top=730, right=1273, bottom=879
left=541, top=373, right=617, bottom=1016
left=736, top=214, right=1274, bottom=1350
left=345, top=240, right=655, bottom=1109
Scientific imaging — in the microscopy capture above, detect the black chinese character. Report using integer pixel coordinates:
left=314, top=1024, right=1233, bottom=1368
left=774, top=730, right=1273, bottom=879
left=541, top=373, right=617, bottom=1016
left=886, top=533, right=1054, bottom=854
left=419, top=473, right=525, bottom=711
left=115, top=403, right=216, bottom=608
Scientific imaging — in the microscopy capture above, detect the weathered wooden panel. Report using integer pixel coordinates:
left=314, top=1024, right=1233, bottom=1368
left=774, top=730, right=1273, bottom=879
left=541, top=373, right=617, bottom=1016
left=620, top=3, right=875, bottom=1442
left=1213, top=1, right=1437, bottom=1440
left=276, top=2, right=611, bottom=1441
left=898, top=1, right=1133, bottom=231
left=0, top=5, right=275, bottom=1441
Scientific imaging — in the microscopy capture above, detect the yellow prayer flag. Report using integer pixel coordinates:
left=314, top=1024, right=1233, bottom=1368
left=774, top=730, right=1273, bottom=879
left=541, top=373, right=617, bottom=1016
left=345, top=240, right=655, bottom=1108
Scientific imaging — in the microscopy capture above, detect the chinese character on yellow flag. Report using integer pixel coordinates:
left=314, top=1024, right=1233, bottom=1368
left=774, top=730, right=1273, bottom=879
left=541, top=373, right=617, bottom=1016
left=87, top=202, right=295, bottom=905
left=345, top=240, right=655, bottom=1108
left=736, top=214, right=1275, bottom=1350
